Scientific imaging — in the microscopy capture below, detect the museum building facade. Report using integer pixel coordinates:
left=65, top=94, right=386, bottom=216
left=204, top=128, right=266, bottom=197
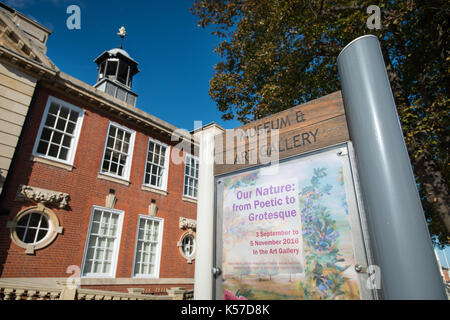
left=0, top=3, right=199, bottom=293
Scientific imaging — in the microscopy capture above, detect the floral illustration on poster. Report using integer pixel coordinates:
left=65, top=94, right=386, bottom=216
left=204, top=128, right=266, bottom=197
left=221, top=150, right=360, bottom=300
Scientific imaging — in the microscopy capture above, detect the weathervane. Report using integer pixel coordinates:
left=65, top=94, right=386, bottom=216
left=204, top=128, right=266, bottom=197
left=117, top=26, right=127, bottom=49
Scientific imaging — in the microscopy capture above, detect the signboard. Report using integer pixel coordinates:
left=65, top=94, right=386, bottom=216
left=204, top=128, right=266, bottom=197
left=214, top=91, right=349, bottom=176
left=213, top=91, right=374, bottom=300
left=215, top=145, right=374, bottom=300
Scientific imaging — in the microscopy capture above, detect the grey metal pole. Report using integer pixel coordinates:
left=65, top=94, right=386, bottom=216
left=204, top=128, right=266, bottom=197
left=337, top=35, right=446, bottom=299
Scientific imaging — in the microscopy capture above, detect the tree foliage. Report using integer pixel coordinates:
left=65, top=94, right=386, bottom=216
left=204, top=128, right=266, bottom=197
left=192, top=0, right=449, bottom=246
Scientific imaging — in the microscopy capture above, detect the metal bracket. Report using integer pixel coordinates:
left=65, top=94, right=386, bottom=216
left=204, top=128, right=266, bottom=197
left=354, top=264, right=368, bottom=273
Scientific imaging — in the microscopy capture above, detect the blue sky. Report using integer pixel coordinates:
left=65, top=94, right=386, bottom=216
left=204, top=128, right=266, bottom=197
left=4, top=0, right=241, bottom=131
left=437, top=247, right=450, bottom=269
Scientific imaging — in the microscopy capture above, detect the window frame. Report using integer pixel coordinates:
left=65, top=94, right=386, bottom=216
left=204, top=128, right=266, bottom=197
left=15, top=211, right=50, bottom=245
left=131, top=215, right=164, bottom=279
left=178, top=230, right=196, bottom=264
left=81, top=206, right=125, bottom=279
left=142, top=137, right=171, bottom=192
left=182, top=234, right=195, bottom=258
left=183, top=154, right=199, bottom=200
left=32, top=96, right=85, bottom=166
left=99, top=121, right=136, bottom=182
left=7, top=205, right=63, bottom=255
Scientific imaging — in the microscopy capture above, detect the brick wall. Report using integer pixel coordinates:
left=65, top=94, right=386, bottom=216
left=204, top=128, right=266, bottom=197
left=443, top=268, right=449, bottom=283
left=0, top=86, right=197, bottom=283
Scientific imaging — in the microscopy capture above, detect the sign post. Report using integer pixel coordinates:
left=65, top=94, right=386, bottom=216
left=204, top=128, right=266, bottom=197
left=194, top=123, right=225, bottom=300
left=197, top=35, right=445, bottom=300
left=337, top=35, right=446, bottom=299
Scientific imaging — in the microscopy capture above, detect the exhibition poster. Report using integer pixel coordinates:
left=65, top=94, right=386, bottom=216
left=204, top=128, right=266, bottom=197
left=220, top=149, right=361, bottom=300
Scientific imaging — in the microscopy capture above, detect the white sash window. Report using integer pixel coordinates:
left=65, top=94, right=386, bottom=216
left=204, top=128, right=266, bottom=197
left=183, top=154, right=199, bottom=199
left=33, top=96, right=84, bottom=165
left=132, top=216, right=163, bottom=278
left=82, top=207, right=124, bottom=277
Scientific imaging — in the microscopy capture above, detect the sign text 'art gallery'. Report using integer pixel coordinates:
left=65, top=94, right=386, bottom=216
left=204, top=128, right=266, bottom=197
left=214, top=91, right=349, bottom=176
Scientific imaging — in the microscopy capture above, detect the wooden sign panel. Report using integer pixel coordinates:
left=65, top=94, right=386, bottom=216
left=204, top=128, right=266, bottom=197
left=214, top=91, right=349, bottom=176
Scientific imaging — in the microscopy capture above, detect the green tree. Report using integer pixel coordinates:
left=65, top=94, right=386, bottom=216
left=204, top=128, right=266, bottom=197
left=192, top=0, right=449, bottom=246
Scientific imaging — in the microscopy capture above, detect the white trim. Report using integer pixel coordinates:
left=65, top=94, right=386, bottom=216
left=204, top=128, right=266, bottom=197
left=182, top=194, right=198, bottom=202
left=32, top=95, right=85, bottom=167
left=182, top=195, right=197, bottom=204
left=99, top=121, right=136, bottom=182
left=141, top=185, right=168, bottom=196
left=182, top=154, right=199, bottom=199
left=81, top=206, right=125, bottom=279
left=30, top=155, right=73, bottom=171
left=97, top=172, right=130, bottom=186
left=142, top=137, right=171, bottom=192
left=131, top=215, right=164, bottom=279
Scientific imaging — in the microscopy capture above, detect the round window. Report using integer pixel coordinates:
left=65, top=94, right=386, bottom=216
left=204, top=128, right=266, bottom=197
left=182, top=234, right=195, bottom=258
left=16, top=212, right=50, bottom=245
left=7, top=206, right=63, bottom=255
left=178, top=232, right=196, bottom=263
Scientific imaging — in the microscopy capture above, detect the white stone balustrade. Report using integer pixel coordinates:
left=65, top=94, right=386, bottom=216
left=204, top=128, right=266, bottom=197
left=0, top=280, right=191, bottom=300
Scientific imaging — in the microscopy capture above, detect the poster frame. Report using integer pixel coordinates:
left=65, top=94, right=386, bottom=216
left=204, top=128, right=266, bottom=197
left=213, top=142, right=377, bottom=300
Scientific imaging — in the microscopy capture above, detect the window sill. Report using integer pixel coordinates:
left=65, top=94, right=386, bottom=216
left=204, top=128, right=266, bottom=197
left=81, top=274, right=116, bottom=279
left=182, top=196, right=197, bottom=204
left=30, top=155, right=73, bottom=172
left=131, top=275, right=160, bottom=280
left=141, top=185, right=168, bottom=196
left=97, top=173, right=130, bottom=186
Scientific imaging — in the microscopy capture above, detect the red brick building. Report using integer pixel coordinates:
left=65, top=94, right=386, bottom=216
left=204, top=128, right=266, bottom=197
left=442, top=268, right=449, bottom=283
left=0, top=5, right=198, bottom=294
